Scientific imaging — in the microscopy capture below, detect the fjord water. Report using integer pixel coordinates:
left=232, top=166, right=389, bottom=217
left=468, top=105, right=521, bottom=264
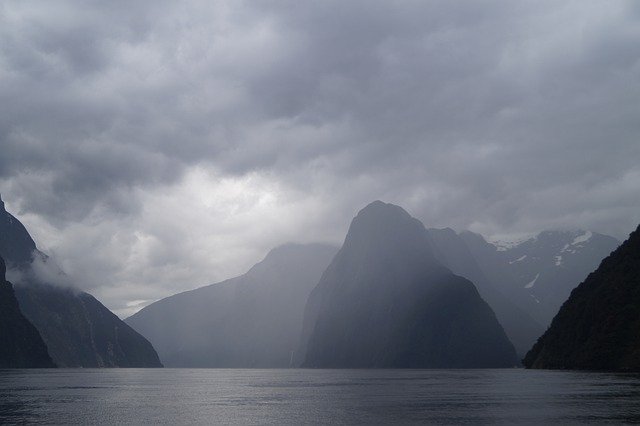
left=1, top=369, right=640, bottom=424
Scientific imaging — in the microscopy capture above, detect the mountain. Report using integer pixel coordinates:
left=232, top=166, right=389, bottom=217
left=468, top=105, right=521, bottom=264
left=461, top=230, right=619, bottom=327
left=0, top=195, right=162, bottom=368
left=126, top=243, right=338, bottom=367
left=523, top=224, right=640, bottom=371
left=0, top=195, right=40, bottom=268
left=14, top=283, right=163, bottom=368
left=300, top=201, right=518, bottom=368
left=0, top=256, right=55, bottom=368
left=426, top=228, right=544, bottom=357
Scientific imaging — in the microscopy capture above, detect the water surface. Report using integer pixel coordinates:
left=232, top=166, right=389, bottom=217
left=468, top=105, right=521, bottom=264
left=1, top=369, right=639, bottom=424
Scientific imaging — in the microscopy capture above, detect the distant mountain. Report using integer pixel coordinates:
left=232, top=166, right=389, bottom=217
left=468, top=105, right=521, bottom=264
left=461, top=230, right=619, bottom=327
left=126, top=243, right=338, bottom=367
left=0, top=256, right=55, bottom=368
left=524, top=225, right=640, bottom=371
left=300, top=201, right=518, bottom=368
left=426, top=228, right=543, bottom=357
left=0, top=195, right=162, bottom=368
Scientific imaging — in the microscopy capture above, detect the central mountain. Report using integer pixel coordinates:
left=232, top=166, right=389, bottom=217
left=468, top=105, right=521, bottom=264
left=300, top=201, right=518, bottom=368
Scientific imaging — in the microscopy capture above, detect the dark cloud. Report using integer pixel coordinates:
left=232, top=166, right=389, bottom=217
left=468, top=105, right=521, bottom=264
left=1, top=0, right=638, bottom=316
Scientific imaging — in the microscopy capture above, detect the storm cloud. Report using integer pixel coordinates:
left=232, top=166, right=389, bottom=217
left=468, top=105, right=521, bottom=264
left=1, top=0, right=639, bottom=316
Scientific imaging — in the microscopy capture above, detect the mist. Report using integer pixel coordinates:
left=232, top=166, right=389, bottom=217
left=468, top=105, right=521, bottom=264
left=0, top=0, right=638, bottom=316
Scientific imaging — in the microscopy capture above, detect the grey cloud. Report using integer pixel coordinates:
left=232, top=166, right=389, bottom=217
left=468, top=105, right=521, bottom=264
left=0, top=0, right=639, bottom=315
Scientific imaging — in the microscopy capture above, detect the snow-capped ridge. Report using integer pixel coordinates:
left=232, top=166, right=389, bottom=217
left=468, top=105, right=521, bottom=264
left=571, top=231, right=592, bottom=245
left=524, top=273, right=540, bottom=289
left=488, top=234, right=534, bottom=251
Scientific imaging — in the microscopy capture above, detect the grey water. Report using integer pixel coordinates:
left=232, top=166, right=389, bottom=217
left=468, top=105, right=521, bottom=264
left=1, top=369, right=639, bottom=425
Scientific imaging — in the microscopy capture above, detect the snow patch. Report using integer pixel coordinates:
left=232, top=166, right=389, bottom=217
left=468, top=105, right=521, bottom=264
left=530, top=294, right=540, bottom=304
left=524, top=273, right=540, bottom=289
left=488, top=235, right=532, bottom=251
left=509, top=255, right=527, bottom=264
left=571, top=231, right=592, bottom=245
left=554, top=255, right=563, bottom=266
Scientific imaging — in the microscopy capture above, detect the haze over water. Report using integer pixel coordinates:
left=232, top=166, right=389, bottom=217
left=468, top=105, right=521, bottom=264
left=1, top=369, right=639, bottom=424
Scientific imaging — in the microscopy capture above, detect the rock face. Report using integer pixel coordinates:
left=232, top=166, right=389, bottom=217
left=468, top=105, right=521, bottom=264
left=524, top=224, right=640, bottom=371
left=425, top=228, right=544, bottom=357
left=0, top=256, right=55, bottom=368
left=461, top=230, right=619, bottom=328
left=300, top=201, right=518, bottom=368
left=0, top=196, right=162, bottom=368
left=126, top=244, right=338, bottom=367
left=15, top=283, right=163, bottom=368
left=0, top=196, right=38, bottom=266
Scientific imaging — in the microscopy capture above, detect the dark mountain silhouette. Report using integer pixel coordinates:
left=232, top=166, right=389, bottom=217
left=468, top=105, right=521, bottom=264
left=126, top=243, right=338, bottom=367
left=300, top=201, right=518, bottom=368
left=0, top=195, right=162, bottom=368
left=0, top=256, right=55, bottom=368
left=15, top=283, right=163, bottom=368
left=0, top=196, right=39, bottom=267
left=426, top=228, right=543, bottom=357
left=524, top=224, right=640, bottom=371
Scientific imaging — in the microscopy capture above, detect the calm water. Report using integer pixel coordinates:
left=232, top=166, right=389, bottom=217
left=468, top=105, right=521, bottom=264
left=1, top=369, right=640, bottom=424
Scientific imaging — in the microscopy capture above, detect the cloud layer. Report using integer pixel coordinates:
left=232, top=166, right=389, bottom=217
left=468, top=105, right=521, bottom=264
left=1, top=0, right=639, bottom=316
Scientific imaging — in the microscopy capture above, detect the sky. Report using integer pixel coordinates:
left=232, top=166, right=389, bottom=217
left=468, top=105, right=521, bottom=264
left=1, top=0, right=639, bottom=317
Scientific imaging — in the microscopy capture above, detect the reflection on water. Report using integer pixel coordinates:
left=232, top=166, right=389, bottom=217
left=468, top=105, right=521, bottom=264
left=1, top=369, right=640, bottom=424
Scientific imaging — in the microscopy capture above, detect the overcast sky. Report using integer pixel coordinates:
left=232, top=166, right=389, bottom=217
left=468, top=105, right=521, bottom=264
left=1, top=0, right=639, bottom=317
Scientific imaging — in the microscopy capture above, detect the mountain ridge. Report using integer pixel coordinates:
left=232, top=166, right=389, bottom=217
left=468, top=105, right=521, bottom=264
left=523, top=224, right=640, bottom=371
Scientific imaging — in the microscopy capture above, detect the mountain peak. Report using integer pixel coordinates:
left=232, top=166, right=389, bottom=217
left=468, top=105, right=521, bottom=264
left=351, top=201, right=423, bottom=236
left=357, top=200, right=411, bottom=219
left=245, top=243, right=338, bottom=278
left=344, top=201, right=432, bottom=261
left=427, top=227, right=457, bottom=237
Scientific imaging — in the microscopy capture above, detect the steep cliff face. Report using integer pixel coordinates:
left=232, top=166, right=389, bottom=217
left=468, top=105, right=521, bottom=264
left=15, top=283, right=163, bottom=368
left=426, top=228, right=543, bottom=357
left=0, top=256, right=55, bottom=368
left=0, top=196, right=162, bottom=368
left=126, top=244, right=337, bottom=367
left=524, top=225, right=640, bottom=371
left=300, top=201, right=518, bottom=368
left=0, top=196, right=38, bottom=266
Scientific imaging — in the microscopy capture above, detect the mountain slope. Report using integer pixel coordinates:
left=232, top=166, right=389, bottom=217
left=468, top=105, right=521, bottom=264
left=524, top=224, right=640, bottom=371
left=300, top=201, right=518, bottom=368
left=0, top=196, right=162, bottom=368
left=14, top=282, right=163, bottom=367
left=461, top=230, right=619, bottom=327
left=426, top=228, right=543, bottom=357
left=0, top=256, right=55, bottom=368
left=126, top=243, right=338, bottom=367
